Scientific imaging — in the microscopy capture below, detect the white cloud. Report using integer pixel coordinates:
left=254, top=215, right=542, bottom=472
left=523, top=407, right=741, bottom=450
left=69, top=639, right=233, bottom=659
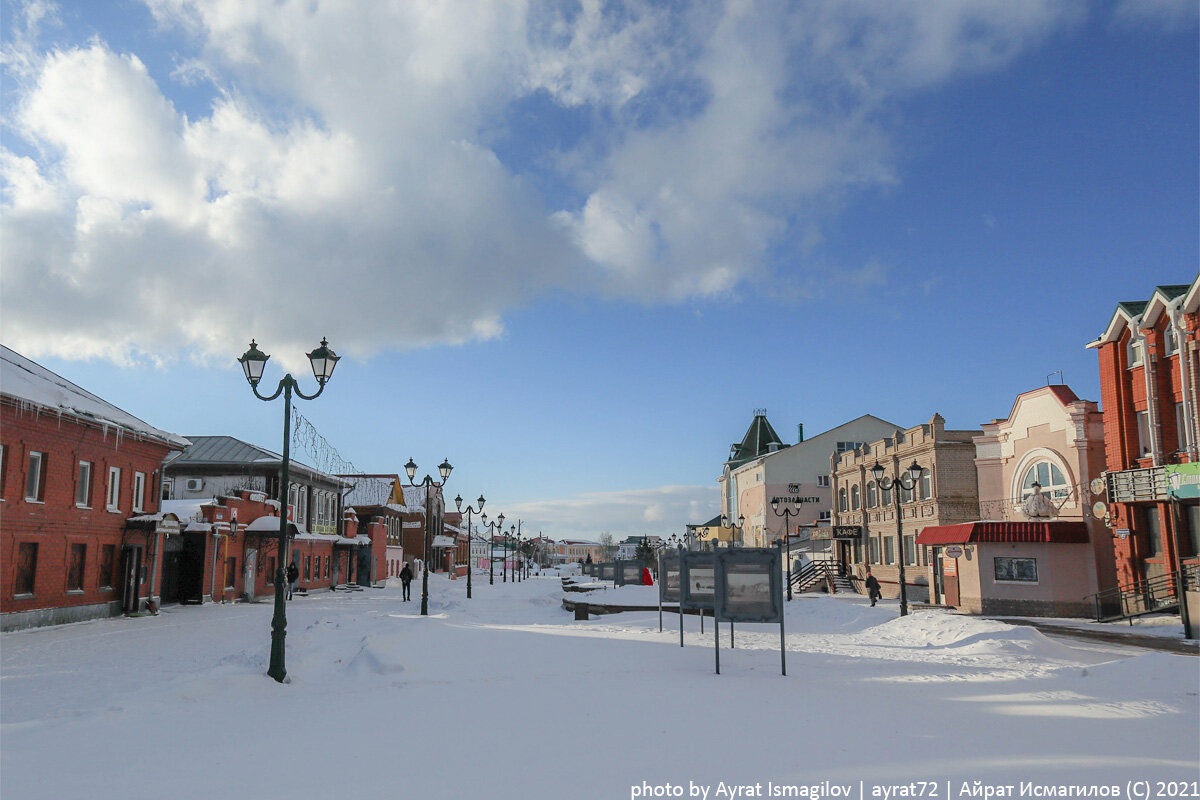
left=501, top=484, right=719, bottom=541
left=2, top=0, right=1082, bottom=365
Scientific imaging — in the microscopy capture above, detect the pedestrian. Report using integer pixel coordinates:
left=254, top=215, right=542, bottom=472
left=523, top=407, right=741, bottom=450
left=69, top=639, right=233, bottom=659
left=399, top=563, right=413, bottom=601
left=641, top=566, right=653, bottom=586
left=286, top=560, right=299, bottom=600
left=865, top=570, right=881, bottom=607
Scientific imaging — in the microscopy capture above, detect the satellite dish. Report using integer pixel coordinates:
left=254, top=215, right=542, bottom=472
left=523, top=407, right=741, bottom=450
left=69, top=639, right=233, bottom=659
left=1090, top=477, right=1106, bottom=496
left=1092, top=501, right=1107, bottom=518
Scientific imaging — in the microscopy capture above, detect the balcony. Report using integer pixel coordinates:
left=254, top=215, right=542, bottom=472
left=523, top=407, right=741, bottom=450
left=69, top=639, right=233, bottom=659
left=1106, top=467, right=1167, bottom=504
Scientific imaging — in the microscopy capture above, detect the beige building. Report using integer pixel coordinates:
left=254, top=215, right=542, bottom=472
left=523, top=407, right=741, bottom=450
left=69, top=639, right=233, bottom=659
left=831, top=414, right=980, bottom=602
left=917, top=386, right=1117, bottom=617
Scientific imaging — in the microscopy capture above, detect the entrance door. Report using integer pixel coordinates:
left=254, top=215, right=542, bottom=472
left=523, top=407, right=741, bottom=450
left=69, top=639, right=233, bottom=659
left=941, top=554, right=960, bottom=607
left=120, top=545, right=144, bottom=614
left=357, top=547, right=372, bottom=587
left=244, top=549, right=257, bottom=600
left=159, top=535, right=184, bottom=604
left=178, top=534, right=205, bottom=603
left=932, top=549, right=945, bottom=605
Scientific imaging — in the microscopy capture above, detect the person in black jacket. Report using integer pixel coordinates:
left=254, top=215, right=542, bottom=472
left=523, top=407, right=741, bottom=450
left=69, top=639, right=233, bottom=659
left=865, top=570, right=881, bottom=607
left=286, top=561, right=299, bottom=599
left=399, top=563, right=413, bottom=601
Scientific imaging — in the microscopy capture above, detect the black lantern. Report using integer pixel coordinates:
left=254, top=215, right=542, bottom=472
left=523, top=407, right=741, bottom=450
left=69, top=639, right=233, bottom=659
left=306, top=337, right=340, bottom=385
left=238, top=340, right=270, bottom=387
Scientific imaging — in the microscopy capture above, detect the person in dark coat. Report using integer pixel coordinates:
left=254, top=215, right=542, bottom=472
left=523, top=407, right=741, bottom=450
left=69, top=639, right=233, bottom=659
left=399, top=563, right=413, bottom=601
left=864, top=570, right=881, bottom=607
left=286, top=561, right=299, bottom=600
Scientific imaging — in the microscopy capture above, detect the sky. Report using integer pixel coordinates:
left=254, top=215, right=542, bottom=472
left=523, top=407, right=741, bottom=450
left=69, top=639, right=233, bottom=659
left=1, top=0, right=1197, bottom=540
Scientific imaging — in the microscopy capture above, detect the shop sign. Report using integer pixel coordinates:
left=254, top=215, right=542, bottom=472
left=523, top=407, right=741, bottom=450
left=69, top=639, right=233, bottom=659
left=1165, top=463, right=1200, bottom=500
left=811, top=525, right=861, bottom=540
left=943, top=545, right=964, bottom=559
left=941, top=557, right=958, bottom=576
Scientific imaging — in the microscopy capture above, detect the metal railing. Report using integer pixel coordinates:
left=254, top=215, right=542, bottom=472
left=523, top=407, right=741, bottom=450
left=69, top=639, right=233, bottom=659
left=1083, top=563, right=1199, bottom=623
left=789, top=560, right=836, bottom=593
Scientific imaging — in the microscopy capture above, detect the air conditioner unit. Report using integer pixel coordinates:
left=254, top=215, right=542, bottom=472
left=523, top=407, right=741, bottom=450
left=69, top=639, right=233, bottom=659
left=185, top=478, right=204, bottom=492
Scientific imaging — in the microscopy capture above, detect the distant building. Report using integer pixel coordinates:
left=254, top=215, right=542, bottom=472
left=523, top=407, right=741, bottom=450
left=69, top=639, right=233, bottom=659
left=615, top=535, right=663, bottom=560
left=1087, top=276, right=1199, bottom=612
left=1, top=346, right=190, bottom=630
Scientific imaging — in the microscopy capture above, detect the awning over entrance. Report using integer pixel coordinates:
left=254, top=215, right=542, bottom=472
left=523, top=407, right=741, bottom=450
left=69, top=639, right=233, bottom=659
left=916, top=520, right=1089, bottom=545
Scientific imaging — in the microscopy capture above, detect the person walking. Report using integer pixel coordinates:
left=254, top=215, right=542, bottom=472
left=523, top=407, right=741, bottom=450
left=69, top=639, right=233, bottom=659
left=286, top=560, right=299, bottom=600
left=864, top=570, right=881, bottom=607
left=399, top=563, right=413, bottom=601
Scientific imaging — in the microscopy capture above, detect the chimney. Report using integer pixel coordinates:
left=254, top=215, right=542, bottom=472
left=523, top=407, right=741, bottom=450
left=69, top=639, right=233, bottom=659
left=797, top=423, right=804, bottom=443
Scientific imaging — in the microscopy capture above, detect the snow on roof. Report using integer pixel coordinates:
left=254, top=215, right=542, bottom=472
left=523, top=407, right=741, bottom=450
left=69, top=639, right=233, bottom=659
left=160, top=499, right=213, bottom=523
left=1, top=345, right=190, bottom=449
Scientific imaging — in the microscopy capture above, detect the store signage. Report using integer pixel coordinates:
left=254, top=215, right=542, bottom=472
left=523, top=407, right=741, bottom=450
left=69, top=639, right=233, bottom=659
left=1165, top=463, right=1200, bottom=500
left=942, top=557, right=958, bottom=576
left=811, top=525, right=862, bottom=540
left=944, top=545, right=964, bottom=559
left=771, top=495, right=822, bottom=504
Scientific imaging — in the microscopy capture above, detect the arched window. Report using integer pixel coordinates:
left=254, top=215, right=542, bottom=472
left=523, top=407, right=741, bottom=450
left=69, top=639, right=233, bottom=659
left=901, top=482, right=913, bottom=503
left=867, top=481, right=877, bottom=508
left=1020, top=461, right=1070, bottom=500
left=882, top=484, right=892, bottom=507
left=838, top=488, right=847, bottom=512
left=851, top=485, right=860, bottom=510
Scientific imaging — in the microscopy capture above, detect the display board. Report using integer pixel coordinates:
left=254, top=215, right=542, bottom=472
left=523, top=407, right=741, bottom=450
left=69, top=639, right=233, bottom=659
left=659, top=549, right=681, bottom=602
left=714, top=548, right=783, bottom=624
left=598, top=562, right=615, bottom=581
left=584, top=563, right=594, bottom=576
left=680, top=551, right=715, bottom=610
left=616, top=560, right=642, bottom=586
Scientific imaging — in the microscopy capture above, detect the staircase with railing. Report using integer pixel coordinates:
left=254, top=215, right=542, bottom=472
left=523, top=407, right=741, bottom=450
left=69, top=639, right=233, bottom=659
left=1083, top=564, right=1199, bottom=623
left=789, top=560, right=838, bottom=594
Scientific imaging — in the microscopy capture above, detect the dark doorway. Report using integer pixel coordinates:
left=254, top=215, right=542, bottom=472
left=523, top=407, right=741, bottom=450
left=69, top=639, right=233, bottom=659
left=357, top=546, right=372, bottom=587
left=178, top=534, right=206, bottom=603
left=120, top=545, right=144, bottom=614
left=159, top=535, right=185, bottom=604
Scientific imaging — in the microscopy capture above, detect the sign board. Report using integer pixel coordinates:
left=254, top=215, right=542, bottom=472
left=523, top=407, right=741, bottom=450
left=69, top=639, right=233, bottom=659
left=680, top=552, right=715, bottom=610
left=659, top=549, right=681, bottom=603
left=943, top=545, right=964, bottom=559
left=714, top=548, right=783, bottom=624
left=1115, top=529, right=1130, bottom=539
left=1165, top=463, right=1200, bottom=500
left=598, top=562, right=615, bottom=581
left=941, top=557, right=958, bottom=576
left=615, top=560, right=642, bottom=586
left=770, top=495, right=822, bottom=505
left=812, top=525, right=862, bottom=540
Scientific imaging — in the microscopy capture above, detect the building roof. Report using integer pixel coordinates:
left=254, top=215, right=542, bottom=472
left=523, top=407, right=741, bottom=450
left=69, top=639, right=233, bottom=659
left=1087, top=276, right=1199, bottom=348
left=726, top=409, right=788, bottom=467
left=164, top=434, right=342, bottom=485
left=916, top=520, right=1089, bottom=545
left=340, top=474, right=400, bottom=508
left=0, top=345, right=190, bottom=449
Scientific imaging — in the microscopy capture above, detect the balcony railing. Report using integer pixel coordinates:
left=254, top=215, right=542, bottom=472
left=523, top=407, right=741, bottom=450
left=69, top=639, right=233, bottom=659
left=1107, top=466, right=1168, bottom=504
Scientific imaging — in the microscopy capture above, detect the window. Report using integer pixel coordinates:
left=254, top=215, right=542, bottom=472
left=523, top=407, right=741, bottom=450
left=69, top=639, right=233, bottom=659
left=1164, top=326, right=1179, bottom=356
left=1126, top=338, right=1144, bottom=367
left=920, top=469, right=932, bottom=500
left=866, top=481, right=877, bottom=508
left=901, top=483, right=913, bottom=503
left=67, top=543, right=86, bottom=591
left=817, top=510, right=831, bottom=523
left=903, top=535, right=916, bottom=566
left=0, top=443, right=7, bottom=499
left=1020, top=461, right=1070, bottom=500
left=851, top=486, right=860, bottom=510
left=15, top=542, right=38, bottom=595
left=882, top=484, right=892, bottom=507
left=883, top=536, right=895, bottom=565
left=25, top=451, right=46, bottom=502
left=1185, top=505, right=1200, bottom=558
left=1135, top=411, right=1152, bottom=457
left=324, top=556, right=330, bottom=579
left=304, top=555, right=312, bottom=580
left=868, top=537, right=879, bottom=564
left=1175, top=403, right=1190, bottom=453
left=132, top=472, right=146, bottom=512
left=836, top=441, right=862, bottom=453
left=225, top=557, right=237, bottom=589
left=76, top=461, right=93, bottom=507
left=106, top=467, right=122, bottom=511
left=266, top=557, right=276, bottom=582
left=1143, top=506, right=1162, bottom=557
left=161, top=479, right=173, bottom=501
left=995, top=557, right=1038, bottom=582
left=838, top=488, right=847, bottom=512
left=816, top=475, right=830, bottom=488
left=99, top=545, right=116, bottom=589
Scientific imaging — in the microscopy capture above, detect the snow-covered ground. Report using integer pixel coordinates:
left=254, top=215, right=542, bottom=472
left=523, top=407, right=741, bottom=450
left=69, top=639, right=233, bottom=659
left=2, top=576, right=1197, bottom=800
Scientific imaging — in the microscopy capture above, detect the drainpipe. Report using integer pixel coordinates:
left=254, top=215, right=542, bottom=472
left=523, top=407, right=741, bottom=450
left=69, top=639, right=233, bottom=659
left=210, top=529, right=221, bottom=601
left=1169, top=306, right=1198, bottom=460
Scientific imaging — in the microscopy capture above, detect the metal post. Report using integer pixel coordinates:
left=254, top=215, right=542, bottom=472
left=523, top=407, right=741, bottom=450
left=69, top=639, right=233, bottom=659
left=420, top=478, right=431, bottom=616
left=489, top=524, right=494, bottom=585
left=894, top=476, right=908, bottom=617
left=466, top=508, right=473, bottom=600
left=777, top=541, right=787, bottom=677
left=1170, top=492, right=1193, bottom=637
left=714, top=615, right=720, bottom=675
left=267, top=380, right=293, bottom=683
left=785, top=520, right=793, bottom=601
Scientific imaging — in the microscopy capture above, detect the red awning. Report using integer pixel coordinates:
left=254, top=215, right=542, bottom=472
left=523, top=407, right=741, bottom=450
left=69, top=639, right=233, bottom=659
left=916, top=520, right=1090, bottom=545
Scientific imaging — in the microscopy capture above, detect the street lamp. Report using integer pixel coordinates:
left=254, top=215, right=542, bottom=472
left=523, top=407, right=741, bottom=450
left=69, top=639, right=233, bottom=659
left=481, top=512, right=504, bottom=585
left=405, top=457, right=453, bottom=616
left=454, top=493, right=485, bottom=600
left=719, top=514, right=746, bottom=548
left=237, top=337, right=340, bottom=683
left=770, top=499, right=801, bottom=601
left=870, top=459, right=923, bottom=617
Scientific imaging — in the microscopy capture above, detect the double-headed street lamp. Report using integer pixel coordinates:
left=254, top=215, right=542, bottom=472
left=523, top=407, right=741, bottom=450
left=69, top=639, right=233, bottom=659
left=770, top=500, right=801, bottom=601
left=404, top=457, right=453, bottom=616
left=480, top=512, right=504, bottom=585
left=238, top=337, right=340, bottom=683
left=719, top=514, right=745, bottom=548
left=870, top=459, right=924, bottom=617
left=454, top=493, right=485, bottom=600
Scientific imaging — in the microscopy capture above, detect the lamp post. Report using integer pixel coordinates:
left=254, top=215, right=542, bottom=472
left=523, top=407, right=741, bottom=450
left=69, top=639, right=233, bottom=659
left=481, top=513, right=503, bottom=585
left=404, top=457, right=453, bottom=616
left=516, top=532, right=524, bottom=582
left=237, top=337, right=340, bottom=683
left=870, top=459, right=924, bottom=617
left=719, top=514, right=745, bottom=548
left=1167, top=473, right=1194, bottom=638
left=770, top=500, right=801, bottom=601
left=454, top=493, right=485, bottom=600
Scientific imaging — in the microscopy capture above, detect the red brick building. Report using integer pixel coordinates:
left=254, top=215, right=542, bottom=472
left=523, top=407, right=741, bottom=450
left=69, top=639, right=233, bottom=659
left=1, top=346, right=191, bottom=630
left=1087, top=276, right=1200, bottom=607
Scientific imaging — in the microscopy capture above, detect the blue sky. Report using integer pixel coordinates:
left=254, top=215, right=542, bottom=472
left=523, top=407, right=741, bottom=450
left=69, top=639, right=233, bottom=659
left=2, top=1, right=1197, bottom=539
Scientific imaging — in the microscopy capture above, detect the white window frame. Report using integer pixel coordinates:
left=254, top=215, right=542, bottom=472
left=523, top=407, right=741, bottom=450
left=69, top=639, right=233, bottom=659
left=76, top=460, right=92, bottom=508
left=816, top=474, right=830, bottom=488
left=920, top=468, right=932, bottom=500
left=25, top=451, right=45, bottom=502
left=1136, top=410, right=1152, bottom=456
left=107, top=466, right=122, bottom=511
left=1164, top=326, right=1179, bottom=356
left=1127, top=339, right=1144, bottom=367
left=132, top=471, right=146, bottom=512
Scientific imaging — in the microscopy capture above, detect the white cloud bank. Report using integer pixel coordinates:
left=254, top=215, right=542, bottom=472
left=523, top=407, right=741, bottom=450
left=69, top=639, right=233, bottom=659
left=500, top=484, right=720, bottom=541
left=2, top=0, right=1082, bottom=365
